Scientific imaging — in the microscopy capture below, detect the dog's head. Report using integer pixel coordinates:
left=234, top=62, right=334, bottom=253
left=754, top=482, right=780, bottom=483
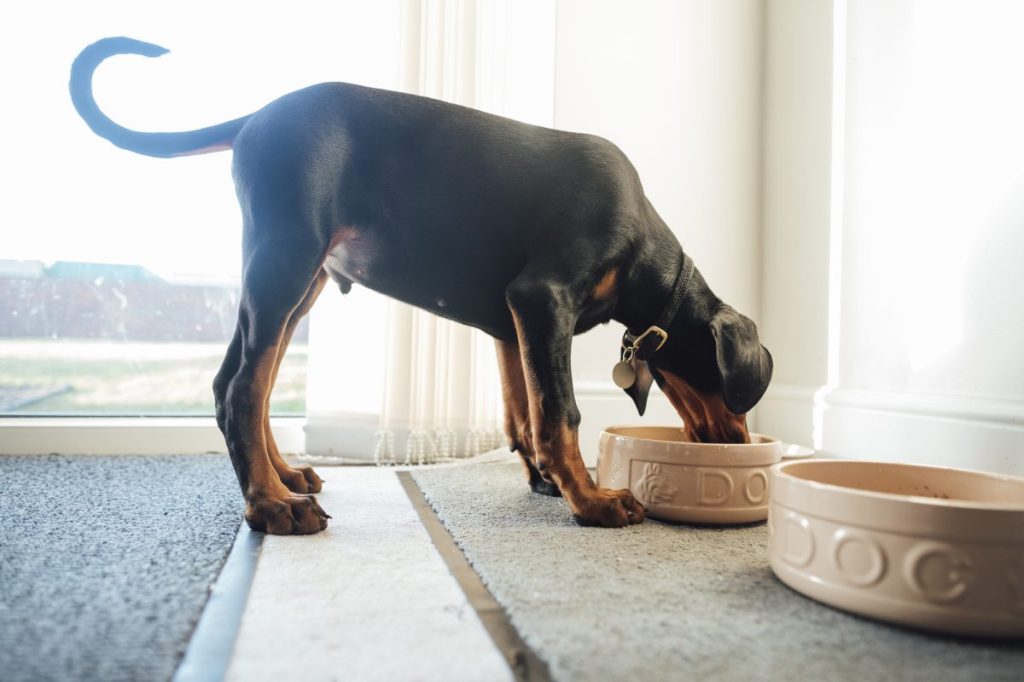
left=623, top=304, right=772, bottom=444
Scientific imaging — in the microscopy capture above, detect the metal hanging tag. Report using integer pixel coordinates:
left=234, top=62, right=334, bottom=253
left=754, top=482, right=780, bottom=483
left=612, top=345, right=637, bottom=388
left=612, top=360, right=636, bottom=389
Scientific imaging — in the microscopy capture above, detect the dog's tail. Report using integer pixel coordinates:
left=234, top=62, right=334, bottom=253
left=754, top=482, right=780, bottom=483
left=70, top=37, right=248, bottom=158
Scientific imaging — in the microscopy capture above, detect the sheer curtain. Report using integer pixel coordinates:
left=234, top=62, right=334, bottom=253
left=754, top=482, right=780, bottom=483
left=302, top=0, right=556, bottom=464
left=375, top=0, right=506, bottom=465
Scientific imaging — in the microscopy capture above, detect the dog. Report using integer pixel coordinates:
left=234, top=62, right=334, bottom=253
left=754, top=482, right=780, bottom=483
left=70, top=37, right=773, bottom=534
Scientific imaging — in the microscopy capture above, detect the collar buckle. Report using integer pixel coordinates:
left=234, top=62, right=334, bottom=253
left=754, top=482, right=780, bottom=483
left=623, top=325, right=669, bottom=359
left=635, top=325, right=669, bottom=352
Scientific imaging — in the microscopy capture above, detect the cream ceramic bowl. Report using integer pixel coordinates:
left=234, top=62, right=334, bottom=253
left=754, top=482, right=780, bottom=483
left=769, top=459, right=1024, bottom=638
left=595, top=426, right=783, bottom=524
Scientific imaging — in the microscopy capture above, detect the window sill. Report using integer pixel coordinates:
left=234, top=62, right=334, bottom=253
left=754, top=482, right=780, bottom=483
left=0, top=416, right=305, bottom=456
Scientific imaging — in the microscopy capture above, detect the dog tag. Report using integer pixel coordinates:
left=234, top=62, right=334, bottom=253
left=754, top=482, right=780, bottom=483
left=612, top=361, right=636, bottom=389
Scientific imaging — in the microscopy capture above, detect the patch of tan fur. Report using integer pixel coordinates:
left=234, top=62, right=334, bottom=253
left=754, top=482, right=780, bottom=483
left=592, top=268, right=618, bottom=300
left=263, top=270, right=328, bottom=489
left=657, top=369, right=750, bottom=443
left=329, top=225, right=360, bottom=248
left=507, top=306, right=596, bottom=502
left=494, top=338, right=539, bottom=480
left=242, top=343, right=292, bottom=499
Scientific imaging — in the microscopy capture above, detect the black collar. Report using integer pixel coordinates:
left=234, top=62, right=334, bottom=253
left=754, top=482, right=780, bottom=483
left=621, top=253, right=694, bottom=361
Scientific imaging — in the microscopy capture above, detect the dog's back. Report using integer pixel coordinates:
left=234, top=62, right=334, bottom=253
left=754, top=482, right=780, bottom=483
left=231, top=81, right=646, bottom=339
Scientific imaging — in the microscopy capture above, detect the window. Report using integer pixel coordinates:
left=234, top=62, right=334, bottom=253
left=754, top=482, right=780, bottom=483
left=1, top=2, right=402, bottom=417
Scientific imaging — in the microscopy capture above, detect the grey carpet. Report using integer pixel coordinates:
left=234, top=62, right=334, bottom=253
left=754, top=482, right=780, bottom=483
left=412, top=460, right=1024, bottom=682
left=0, top=454, right=243, bottom=682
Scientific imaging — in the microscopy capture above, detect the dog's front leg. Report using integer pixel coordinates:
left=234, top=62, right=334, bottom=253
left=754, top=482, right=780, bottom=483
left=494, top=339, right=561, bottom=497
left=506, top=279, right=645, bottom=527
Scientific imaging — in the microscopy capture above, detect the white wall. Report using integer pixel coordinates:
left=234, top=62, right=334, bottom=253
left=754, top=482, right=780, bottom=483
left=553, top=0, right=766, bottom=459
left=758, top=0, right=1024, bottom=475
left=757, top=0, right=839, bottom=445
left=18, top=0, right=1020, bottom=471
left=306, top=0, right=770, bottom=462
left=306, top=0, right=1024, bottom=474
left=759, top=0, right=836, bottom=392
left=840, top=0, right=1024, bottom=401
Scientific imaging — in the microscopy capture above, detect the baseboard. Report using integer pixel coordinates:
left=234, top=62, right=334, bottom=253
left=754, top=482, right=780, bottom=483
left=302, top=413, right=380, bottom=461
left=303, top=384, right=680, bottom=467
left=303, top=413, right=506, bottom=464
left=754, top=383, right=819, bottom=448
left=759, top=383, right=1024, bottom=476
left=575, top=381, right=680, bottom=467
left=12, top=385, right=1016, bottom=477
left=0, top=393, right=658, bottom=465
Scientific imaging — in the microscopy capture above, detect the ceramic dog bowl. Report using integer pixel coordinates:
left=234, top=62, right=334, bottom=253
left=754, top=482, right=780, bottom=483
left=769, top=459, right=1024, bottom=638
left=596, top=426, right=783, bottom=524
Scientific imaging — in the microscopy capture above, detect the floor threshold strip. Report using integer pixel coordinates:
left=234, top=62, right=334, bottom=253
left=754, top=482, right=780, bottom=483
left=397, top=471, right=552, bottom=682
left=175, top=471, right=547, bottom=681
left=173, top=523, right=264, bottom=682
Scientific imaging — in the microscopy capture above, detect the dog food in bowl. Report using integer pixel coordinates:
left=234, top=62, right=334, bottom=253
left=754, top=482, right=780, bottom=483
left=596, top=426, right=783, bottom=524
left=769, top=459, right=1024, bottom=638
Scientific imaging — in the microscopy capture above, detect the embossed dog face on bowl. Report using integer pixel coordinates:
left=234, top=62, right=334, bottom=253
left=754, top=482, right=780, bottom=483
left=769, top=459, right=1024, bottom=638
left=595, top=426, right=783, bottom=524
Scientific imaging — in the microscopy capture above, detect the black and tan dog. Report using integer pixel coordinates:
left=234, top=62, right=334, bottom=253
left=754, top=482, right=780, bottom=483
left=71, top=37, right=772, bottom=534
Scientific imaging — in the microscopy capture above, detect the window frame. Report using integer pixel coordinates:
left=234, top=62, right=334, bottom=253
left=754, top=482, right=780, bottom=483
left=0, top=415, right=304, bottom=456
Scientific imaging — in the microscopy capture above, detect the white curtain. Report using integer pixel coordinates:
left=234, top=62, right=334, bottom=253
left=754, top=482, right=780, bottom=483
left=373, top=0, right=505, bottom=465
left=301, top=0, right=556, bottom=463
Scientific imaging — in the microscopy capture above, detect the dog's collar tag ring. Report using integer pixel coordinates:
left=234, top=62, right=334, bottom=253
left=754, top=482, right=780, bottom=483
left=612, top=326, right=667, bottom=388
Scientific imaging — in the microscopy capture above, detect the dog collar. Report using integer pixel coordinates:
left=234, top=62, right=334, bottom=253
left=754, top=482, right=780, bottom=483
left=613, top=254, right=694, bottom=389
left=621, top=253, right=695, bottom=360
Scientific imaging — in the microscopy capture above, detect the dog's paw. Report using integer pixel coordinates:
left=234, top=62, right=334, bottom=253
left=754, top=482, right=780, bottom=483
left=529, top=478, right=562, bottom=497
left=572, top=488, right=645, bottom=528
left=278, top=464, right=323, bottom=494
left=245, top=493, right=331, bottom=535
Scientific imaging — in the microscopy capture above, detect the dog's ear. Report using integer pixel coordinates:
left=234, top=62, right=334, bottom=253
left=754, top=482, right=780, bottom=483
left=623, top=356, right=656, bottom=416
left=709, top=306, right=773, bottom=414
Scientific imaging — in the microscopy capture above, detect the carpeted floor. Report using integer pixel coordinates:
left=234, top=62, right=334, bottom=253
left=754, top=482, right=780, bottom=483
left=412, top=460, right=1024, bottom=682
left=0, top=454, right=243, bottom=682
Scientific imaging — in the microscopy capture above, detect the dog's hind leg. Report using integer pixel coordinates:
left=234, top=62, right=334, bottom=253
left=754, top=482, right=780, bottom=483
left=260, top=269, right=328, bottom=495
left=495, top=339, right=561, bottom=497
left=215, top=234, right=330, bottom=535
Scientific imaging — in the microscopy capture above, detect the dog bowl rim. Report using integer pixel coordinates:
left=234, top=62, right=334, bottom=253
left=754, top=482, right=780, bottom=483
left=596, top=426, right=783, bottom=523
left=599, top=426, right=783, bottom=469
left=769, top=459, right=1024, bottom=638
left=772, top=458, right=1024, bottom=513
left=601, top=425, right=780, bottom=447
